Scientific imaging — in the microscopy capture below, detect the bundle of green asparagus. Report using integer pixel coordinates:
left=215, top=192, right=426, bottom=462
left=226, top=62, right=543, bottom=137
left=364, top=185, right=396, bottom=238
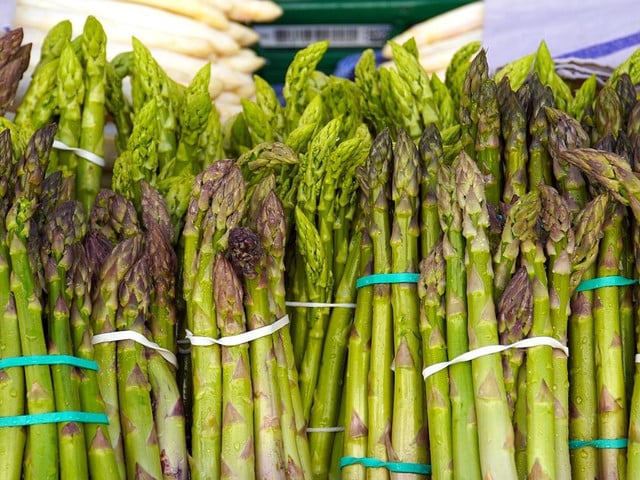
left=179, top=160, right=312, bottom=479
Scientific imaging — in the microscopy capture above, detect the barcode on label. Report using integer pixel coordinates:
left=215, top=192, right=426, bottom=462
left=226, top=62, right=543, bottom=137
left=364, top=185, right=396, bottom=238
left=255, top=24, right=393, bottom=48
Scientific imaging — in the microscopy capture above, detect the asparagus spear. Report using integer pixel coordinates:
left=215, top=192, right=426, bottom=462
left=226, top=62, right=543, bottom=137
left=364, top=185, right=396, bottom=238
left=91, top=235, right=143, bottom=479
left=539, top=184, right=574, bottom=479
left=436, top=161, right=481, bottom=480
left=390, top=129, right=428, bottom=475
left=68, top=241, right=121, bottom=480
left=54, top=42, right=85, bottom=178
left=455, top=150, right=517, bottom=479
left=593, top=203, right=628, bottom=478
left=309, top=228, right=361, bottom=478
left=257, top=188, right=312, bottom=479
left=497, top=267, right=533, bottom=413
left=418, top=240, right=452, bottom=480
left=228, top=226, right=286, bottom=478
left=342, top=191, right=373, bottom=480
left=115, top=251, right=164, bottom=479
left=212, top=254, right=255, bottom=479
left=568, top=194, right=609, bottom=479
left=78, top=16, right=107, bottom=213
left=418, top=124, right=443, bottom=260
left=360, top=130, right=394, bottom=480
left=497, top=76, right=528, bottom=204
left=6, top=125, right=58, bottom=480
left=492, top=191, right=540, bottom=301
left=527, top=75, right=555, bottom=192
left=544, top=107, right=590, bottom=214
left=0, top=28, right=31, bottom=116
left=475, top=79, right=502, bottom=206
left=0, top=128, right=24, bottom=480
left=41, top=200, right=89, bottom=480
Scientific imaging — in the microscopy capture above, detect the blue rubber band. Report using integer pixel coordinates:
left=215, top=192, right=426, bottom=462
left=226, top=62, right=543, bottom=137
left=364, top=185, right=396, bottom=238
left=0, top=355, right=98, bottom=371
left=339, top=456, right=431, bottom=475
left=569, top=438, right=628, bottom=450
left=576, top=276, right=638, bottom=292
left=356, top=273, right=420, bottom=289
left=0, top=411, right=109, bottom=427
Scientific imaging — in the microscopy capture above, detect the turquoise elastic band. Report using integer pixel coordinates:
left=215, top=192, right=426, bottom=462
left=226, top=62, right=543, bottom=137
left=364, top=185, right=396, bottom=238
left=576, top=276, right=638, bottom=293
left=356, top=273, right=420, bottom=289
left=569, top=438, right=628, bottom=450
left=340, top=456, right=431, bottom=475
left=0, top=411, right=109, bottom=428
left=0, top=354, right=98, bottom=371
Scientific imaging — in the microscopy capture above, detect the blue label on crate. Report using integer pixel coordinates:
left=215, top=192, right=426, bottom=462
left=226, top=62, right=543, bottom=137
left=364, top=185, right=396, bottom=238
left=254, top=24, right=393, bottom=48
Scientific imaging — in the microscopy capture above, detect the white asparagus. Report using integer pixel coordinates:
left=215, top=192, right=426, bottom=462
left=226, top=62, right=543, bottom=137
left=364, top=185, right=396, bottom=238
left=17, top=0, right=241, bottom=56
left=381, top=1, right=484, bottom=58
left=218, top=49, right=265, bottom=73
left=226, top=21, right=261, bottom=47
left=111, top=0, right=229, bottom=30
left=211, top=63, right=255, bottom=91
left=228, top=0, right=283, bottom=23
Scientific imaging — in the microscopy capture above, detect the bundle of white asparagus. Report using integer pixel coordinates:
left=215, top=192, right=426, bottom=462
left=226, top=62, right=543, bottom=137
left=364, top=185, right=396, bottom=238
left=14, top=0, right=282, bottom=119
left=381, top=1, right=484, bottom=79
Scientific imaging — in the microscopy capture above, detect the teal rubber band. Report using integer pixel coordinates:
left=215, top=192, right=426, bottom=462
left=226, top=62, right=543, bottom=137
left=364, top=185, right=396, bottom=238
left=339, top=456, right=431, bottom=475
left=569, top=438, right=628, bottom=450
left=0, top=411, right=109, bottom=428
left=576, top=275, right=638, bottom=292
left=0, top=354, right=98, bottom=371
left=356, top=273, right=420, bottom=289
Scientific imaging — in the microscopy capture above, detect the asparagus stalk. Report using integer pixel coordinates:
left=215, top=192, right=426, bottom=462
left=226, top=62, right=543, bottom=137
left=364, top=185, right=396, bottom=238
left=455, top=150, right=517, bottom=479
left=496, top=76, right=528, bottom=204
left=539, top=184, right=574, bottom=479
left=78, top=16, right=107, bottom=213
left=6, top=125, right=58, bottom=480
left=436, top=161, right=481, bottom=480
left=41, top=200, right=89, bottom=480
left=0, top=128, right=24, bottom=480
left=91, top=235, right=143, bottom=479
left=497, top=267, right=533, bottom=413
left=418, top=124, right=443, bottom=262
left=390, top=128, right=428, bottom=475
left=115, top=252, right=164, bottom=479
left=593, top=203, right=628, bottom=478
left=228, top=226, right=286, bottom=478
left=360, top=130, right=394, bottom=480
left=68, top=242, right=121, bottom=480
left=475, top=78, right=502, bottom=207
left=568, top=194, right=609, bottom=479
left=418, top=240, right=452, bottom=480
left=309, top=229, right=361, bottom=478
left=527, top=75, right=554, bottom=192
left=257, top=188, right=312, bottom=479
left=213, top=254, right=255, bottom=479
left=342, top=192, right=373, bottom=480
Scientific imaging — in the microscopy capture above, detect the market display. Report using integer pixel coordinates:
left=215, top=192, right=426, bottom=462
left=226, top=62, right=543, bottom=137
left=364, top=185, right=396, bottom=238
left=3, top=9, right=640, bottom=480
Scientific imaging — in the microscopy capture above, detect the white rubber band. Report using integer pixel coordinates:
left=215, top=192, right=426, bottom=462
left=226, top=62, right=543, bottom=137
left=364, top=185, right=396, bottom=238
left=185, top=315, right=290, bottom=348
left=306, top=426, right=345, bottom=433
left=53, top=140, right=106, bottom=168
left=91, top=331, right=178, bottom=368
left=635, top=354, right=640, bottom=364
left=285, top=301, right=357, bottom=309
left=422, top=336, right=569, bottom=380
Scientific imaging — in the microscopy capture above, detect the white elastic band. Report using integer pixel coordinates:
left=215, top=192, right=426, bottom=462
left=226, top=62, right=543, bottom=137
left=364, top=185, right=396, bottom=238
left=285, top=301, right=357, bottom=309
left=635, top=354, right=640, bottom=364
left=306, top=426, right=345, bottom=433
left=53, top=140, right=106, bottom=168
left=91, top=331, right=178, bottom=368
left=422, top=336, right=569, bottom=379
left=185, top=315, right=290, bottom=348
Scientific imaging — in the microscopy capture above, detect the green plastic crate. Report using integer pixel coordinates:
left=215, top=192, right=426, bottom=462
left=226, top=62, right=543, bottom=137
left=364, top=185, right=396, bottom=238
left=252, top=0, right=474, bottom=84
